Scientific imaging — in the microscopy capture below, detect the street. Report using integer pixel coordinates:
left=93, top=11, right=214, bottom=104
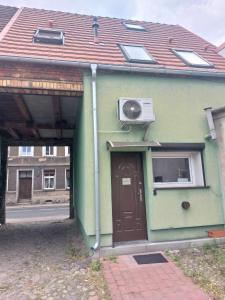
left=6, top=203, right=69, bottom=223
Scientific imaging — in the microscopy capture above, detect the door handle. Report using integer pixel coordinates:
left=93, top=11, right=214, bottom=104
left=139, top=188, right=143, bottom=202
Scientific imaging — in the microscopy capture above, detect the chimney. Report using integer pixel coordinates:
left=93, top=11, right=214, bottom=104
left=92, top=16, right=99, bottom=43
left=48, top=20, right=54, bottom=28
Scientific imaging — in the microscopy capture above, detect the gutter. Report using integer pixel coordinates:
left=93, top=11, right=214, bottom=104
left=2, top=55, right=225, bottom=79
left=90, top=64, right=100, bottom=252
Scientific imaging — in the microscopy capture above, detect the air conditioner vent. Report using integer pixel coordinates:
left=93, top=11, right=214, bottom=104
left=123, top=100, right=142, bottom=119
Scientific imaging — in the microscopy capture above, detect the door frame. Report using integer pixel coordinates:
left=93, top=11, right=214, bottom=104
left=110, top=151, right=148, bottom=244
left=16, top=169, right=34, bottom=201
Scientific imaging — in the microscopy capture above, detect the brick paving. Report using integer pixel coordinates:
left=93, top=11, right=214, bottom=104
left=103, top=253, right=211, bottom=300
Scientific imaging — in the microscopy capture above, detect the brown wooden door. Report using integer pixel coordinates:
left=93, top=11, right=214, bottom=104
left=111, top=152, right=147, bottom=242
left=18, top=171, right=32, bottom=200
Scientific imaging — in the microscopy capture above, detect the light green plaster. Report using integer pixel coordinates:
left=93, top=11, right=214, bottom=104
left=75, top=72, right=225, bottom=247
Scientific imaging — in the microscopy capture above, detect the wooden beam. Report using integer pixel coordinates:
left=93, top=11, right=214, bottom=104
left=0, top=121, right=73, bottom=130
left=13, top=94, right=40, bottom=138
left=6, top=128, right=20, bottom=139
left=13, top=94, right=31, bottom=121
left=52, top=96, right=62, bottom=139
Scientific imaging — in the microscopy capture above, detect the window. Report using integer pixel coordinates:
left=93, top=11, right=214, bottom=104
left=65, top=169, right=70, bottom=189
left=172, top=49, right=213, bottom=67
left=120, top=44, right=155, bottom=63
left=33, top=28, right=64, bottom=45
left=43, top=170, right=55, bottom=190
left=65, top=146, right=70, bottom=156
left=19, top=146, right=33, bottom=156
left=152, top=151, right=204, bottom=188
left=43, top=146, right=56, bottom=156
left=124, top=23, right=146, bottom=31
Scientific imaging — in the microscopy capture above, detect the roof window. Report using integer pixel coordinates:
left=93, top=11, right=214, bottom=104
left=124, top=23, right=146, bottom=31
left=173, top=49, right=213, bottom=67
left=120, top=44, right=155, bottom=63
left=33, top=28, right=64, bottom=45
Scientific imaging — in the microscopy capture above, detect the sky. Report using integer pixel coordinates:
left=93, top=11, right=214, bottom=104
left=0, top=0, right=224, bottom=46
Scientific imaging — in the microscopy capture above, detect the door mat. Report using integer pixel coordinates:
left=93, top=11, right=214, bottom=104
left=133, top=253, right=168, bottom=265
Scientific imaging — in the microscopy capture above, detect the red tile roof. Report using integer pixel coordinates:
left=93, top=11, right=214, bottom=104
left=0, top=5, right=17, bottom=33
left=1, top=6, right=225, bottom=73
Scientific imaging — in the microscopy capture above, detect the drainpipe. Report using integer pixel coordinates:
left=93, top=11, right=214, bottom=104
left=90, top=64, right=100, bottom=251
left=204, top=107, right=217, bottom=140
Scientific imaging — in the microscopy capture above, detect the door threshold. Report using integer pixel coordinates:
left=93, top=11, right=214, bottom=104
left=114, top=240, right=148, bottom=247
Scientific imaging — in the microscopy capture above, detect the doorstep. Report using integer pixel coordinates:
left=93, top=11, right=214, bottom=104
left=100, top=237, right=225, bottom=256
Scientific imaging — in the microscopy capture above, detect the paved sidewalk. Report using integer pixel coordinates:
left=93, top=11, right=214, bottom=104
left=103, top=253, right=211, bottom=300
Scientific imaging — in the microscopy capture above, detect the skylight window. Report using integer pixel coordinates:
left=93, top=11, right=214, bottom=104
left=173, top=49, right=213, bottom=67
left=120, top=44, right=155, bottom=63
left=124, top=23, right=146, bottom=31
left=33, top=28, right=64, bottom=45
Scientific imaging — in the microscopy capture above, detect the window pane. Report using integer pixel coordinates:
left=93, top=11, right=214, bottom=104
left=66, top=170, right=70, bottom=188
left=124, top=23, right=145, bottom=30
left=123, top=45, right=153, bottom=61
left=46, top=146, right=54, bottom=155
left=49, top=178, right=54, bottom=188
left=175, top=51, right=210, bottom=66
left=153, top=157, right=191, bottom=183
left=21, top=146, right=32, bottom=156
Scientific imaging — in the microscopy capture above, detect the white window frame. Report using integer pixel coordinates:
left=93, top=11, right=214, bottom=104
left=172, top=49, right=213, bottom=68
left=42, top=169, right=56, bottom=190
left=19, top=146, right=34, bottom=156
left=152, top=151, right=204, bottom=188
left=65, top=146, right=70, bottom=156
left=42, top=146, right=57, bottom=157
left=119, top=44, right=156, bottom=64
left=65, top=168, right=70, bottom=189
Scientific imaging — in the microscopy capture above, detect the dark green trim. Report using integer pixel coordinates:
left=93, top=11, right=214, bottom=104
left=152, top=142, right=205, bottom=151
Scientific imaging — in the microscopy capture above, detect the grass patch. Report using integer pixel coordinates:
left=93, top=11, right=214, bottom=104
left=90, top=259, right=102, bottom=272
left=104, top=255, right=118, bottom=263
left=66, top=243, right=88, bottom=260
left=167, top=244, right=225, bottom=300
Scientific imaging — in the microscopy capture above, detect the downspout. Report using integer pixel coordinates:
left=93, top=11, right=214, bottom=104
left=90, top=64, right=100, bottom=251
left=204, top=107, right=217, bottom=140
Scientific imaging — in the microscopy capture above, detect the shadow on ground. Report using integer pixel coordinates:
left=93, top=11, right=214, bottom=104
left=0, top=219, right=98, bottom=300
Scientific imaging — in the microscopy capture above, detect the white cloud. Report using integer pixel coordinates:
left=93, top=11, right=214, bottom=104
left=132, top=0, right=225, bottom=45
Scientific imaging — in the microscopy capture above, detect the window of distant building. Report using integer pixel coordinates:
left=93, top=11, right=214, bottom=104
left=65, top=169, right=70, bottom=189
left=43, top=170, right=55, bottom=190
left=65, top=146, right=70, bottom=156
left=19, top=146, right=34, bottom=156
left=43, top=146, right=57, bottom=156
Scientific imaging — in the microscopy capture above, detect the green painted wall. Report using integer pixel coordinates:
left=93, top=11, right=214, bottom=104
left=75, top=72, right=225, bottom=246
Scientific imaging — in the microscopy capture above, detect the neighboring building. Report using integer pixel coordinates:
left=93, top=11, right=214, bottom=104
left=217, top=42, right=225, bottom=58
left=213, top=108, right=225, bottom=207
left=0, top=5, right=225, bottom=249
left=6, top=146, right=70, bottom=205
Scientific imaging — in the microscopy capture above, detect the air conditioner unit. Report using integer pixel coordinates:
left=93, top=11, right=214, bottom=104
left=118, top=98, right=155, bottom=125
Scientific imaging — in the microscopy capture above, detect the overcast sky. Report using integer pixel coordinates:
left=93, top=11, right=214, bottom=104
left=0, top=0, right=224, bottom=46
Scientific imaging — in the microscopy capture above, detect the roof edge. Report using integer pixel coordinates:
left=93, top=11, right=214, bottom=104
left=0, top=7, right=23, bottom=42
left=1, top=55, right=225, bottom=79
